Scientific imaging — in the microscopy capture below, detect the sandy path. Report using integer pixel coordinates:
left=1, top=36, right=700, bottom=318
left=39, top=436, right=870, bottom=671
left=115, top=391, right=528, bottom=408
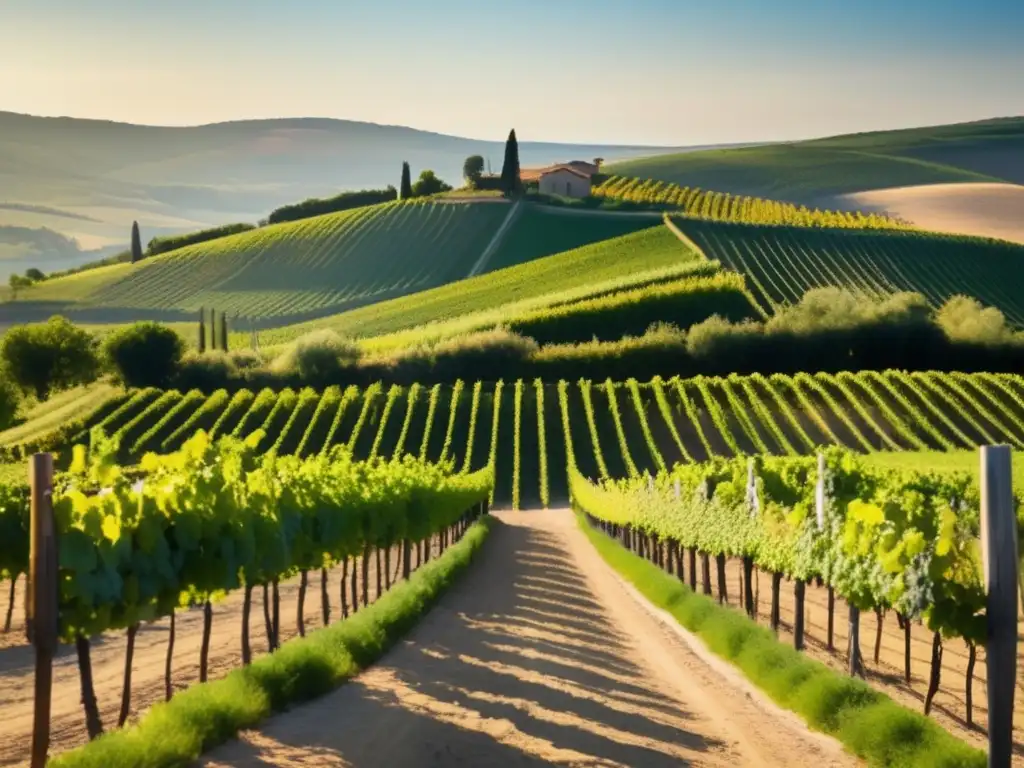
left=0, top=543, right=415, bottom=767
left=201, top=511, right=853, bottom=767
left=836, top=182, right=1024, bottom=244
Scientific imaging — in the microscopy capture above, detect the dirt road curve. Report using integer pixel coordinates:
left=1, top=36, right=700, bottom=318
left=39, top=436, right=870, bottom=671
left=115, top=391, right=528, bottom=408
left=203, top=511, right=854, bottom=767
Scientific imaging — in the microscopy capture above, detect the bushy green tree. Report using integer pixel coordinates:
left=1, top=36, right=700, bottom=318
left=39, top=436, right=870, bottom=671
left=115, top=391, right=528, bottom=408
left=130, top=221, right=143, bottom=264
left=0, top=316, right=99, bottom=400
left=7, top=274, right=31, bottom=300
left=24, top=268, right=44, bottom=282
left=500, top=129, right=521, bottom=196
left=0, top=376, right=20, bottom=431
left=103, top=321, right=185, bottom=388
left=400, top=162, right=413, bottom=200
left=411, top=170, right=452, bottom=197
left=463, top=155, right=485, bottom=187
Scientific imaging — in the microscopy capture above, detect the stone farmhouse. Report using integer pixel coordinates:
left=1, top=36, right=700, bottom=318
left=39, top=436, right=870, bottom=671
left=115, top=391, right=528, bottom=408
left=522, top=159, right=603, bottom=198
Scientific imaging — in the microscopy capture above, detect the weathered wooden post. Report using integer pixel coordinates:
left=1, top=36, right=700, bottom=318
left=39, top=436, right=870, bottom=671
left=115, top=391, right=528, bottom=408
left=27, top=453, right=57, bottom=768
left=980, top=445, right=1017, bottom=768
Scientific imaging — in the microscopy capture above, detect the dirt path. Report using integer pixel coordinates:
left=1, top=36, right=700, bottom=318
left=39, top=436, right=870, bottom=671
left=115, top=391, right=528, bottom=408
left=201, top=511, right=854, bottom=767
left=0, top=543, right=416, bottom=767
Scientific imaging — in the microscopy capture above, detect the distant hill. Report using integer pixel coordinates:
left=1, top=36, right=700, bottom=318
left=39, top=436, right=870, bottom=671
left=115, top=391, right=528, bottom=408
left=609, top=116, right=1024, bottom=205
left=0, top=111, right=709, bottom=277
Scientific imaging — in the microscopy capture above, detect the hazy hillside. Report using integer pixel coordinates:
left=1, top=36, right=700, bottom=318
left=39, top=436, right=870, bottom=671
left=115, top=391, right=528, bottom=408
left=0, top=111, right=706, bottom=277
left=609, top=116, right=1024, bottom=204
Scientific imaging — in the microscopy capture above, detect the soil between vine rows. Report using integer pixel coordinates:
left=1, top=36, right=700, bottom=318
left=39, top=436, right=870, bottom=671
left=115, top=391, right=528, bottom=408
left=0, top=541, right=428, bottom=767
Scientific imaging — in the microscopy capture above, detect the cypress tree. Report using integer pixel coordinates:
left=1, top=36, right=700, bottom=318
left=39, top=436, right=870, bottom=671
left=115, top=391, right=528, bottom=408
left=198, top=307, right=206, bottom=353
left=400, top=162, right=413, bottom=200
left=210, top=308, right=217, bottom=351
left=220, top=312, right=229, bottom=352
left=130, top=221, right=143, bottom=264
left=499, top=129, right=521, bottom=197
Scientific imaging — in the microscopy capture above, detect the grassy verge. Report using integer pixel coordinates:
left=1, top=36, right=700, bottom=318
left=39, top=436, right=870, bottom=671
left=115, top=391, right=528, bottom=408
left=576, top=512, right=985, bottom=768
left=52, top=516, right=496, bottom=768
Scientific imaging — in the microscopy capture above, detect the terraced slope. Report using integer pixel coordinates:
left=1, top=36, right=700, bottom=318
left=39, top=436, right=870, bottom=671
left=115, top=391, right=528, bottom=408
left=261, top=223, right=703, bottom=349
left=7, top=201, right=510, bottom=328
left=609, top=117, right=1024, bottom=202
left=675, top=217, right=1024, bottom=321
left=19, top=371, right=1024, bottom=508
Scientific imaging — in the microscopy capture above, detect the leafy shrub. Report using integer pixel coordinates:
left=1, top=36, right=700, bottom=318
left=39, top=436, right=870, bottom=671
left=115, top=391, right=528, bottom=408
left=0, top=376, right=20, bottom=431
left=411, top=170, right=453, bottom=197
left=271, top=330, right=361, bottom=386
left=935, top=294, right=1019, bottom=344
left=0, top=316, right=99, bottom=400
left=103, top=322, right=185, bottom=388
left=267, top=187, right=397, bottom=225
left=174, top=352, right=238, bottom=391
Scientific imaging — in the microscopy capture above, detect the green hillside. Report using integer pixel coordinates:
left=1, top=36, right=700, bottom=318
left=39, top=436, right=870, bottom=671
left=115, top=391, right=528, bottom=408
left=675, top=217, right=1024, bottom=323
left=259, top=223, right=702, bottom=350
left=610, top=116, right=1024, bottom=202
left=483, top=204, right=661, bottom=273
left=2, top=201, right=513, bottom=329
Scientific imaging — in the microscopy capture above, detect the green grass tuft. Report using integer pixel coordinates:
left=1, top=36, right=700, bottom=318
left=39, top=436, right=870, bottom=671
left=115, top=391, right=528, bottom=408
left=51, top=516, right=495, bottom=768
left=575, top=512, right=985, bottom=768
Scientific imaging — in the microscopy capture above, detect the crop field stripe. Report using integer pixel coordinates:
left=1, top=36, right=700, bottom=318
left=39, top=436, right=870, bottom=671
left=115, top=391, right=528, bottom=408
left=672, top=377, right=719, bottom=459
left=603, top=380, right=640, bottom=477
left=146, top=390, right=206, bottom=453
left=438, top=380, right=465, bottom=464
left=735, top=374, right=799, bottom=456
left=579, top=380, right=611, bottom=479
left=83, top=388, right=161, bottom=442
left=346, top=383, right=382, bottom=454
left=907, top=373, right=998, bottom=445
left=273, top=388, right=320, bottom=454
left=922, top=372, right=1024, bottom=448
left=418, top=384, right=442, bottom=460
left=393, top=383, right=422, bottom=460
left=718, top=377, right=774, bottom=454
left=512, top=380, right=523, bottom=510
left=535, top=379, right=550, bottom=507
left=295, top=386, right=340, bottom=457
left=256, top=389, right=299, bottom=452
left=834, top=372, right=925, bottom=451
left=793, top=373, right=875, bottom=452
left=949, top=372, right=1024, bottom=445
left=487, top=380, right=505, bottom=504
left=369, top=385, right=402, bottom=459
left=864, top=372, right=959, bottom=450
left=461, top=382, right=483, bottom=473
left=320, top=385, right=360, bottom=453
left=558, top=381, right=578, bottom=476
left=817, top=373, right=900, bottom=450
left=209, top=390, right=255, bottom=440
left=231, top=388, right=277, bottom=439
left=650, top=377, right=694, bottom=463
left=158, top=389, right=232, bottom=454
left=114, top=390, right=181, bottom=446
left=976, top=374, right=1024, bottom=424
left=627, top=378, right=667, bottom=473
left=692, top=376, right=744, bottom=456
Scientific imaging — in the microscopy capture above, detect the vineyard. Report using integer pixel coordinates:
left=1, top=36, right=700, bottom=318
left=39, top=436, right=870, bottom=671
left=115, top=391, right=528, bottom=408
left=9, top=371, right=1024, bottom=508
left=483, top=203, right=660, bottom=273
left=16, top=202, right=511, bottom=326
left=592, top=175, right=904, bottom=229
left=676, top=217, right=1024, bottom=320
left=261, top=223, right=704, bottom=349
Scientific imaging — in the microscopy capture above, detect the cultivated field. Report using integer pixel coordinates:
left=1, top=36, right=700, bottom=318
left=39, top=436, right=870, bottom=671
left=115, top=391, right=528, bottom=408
left=11, top=371, right=1024, bottom=507
left=675, top=217, right=1024, bottom=321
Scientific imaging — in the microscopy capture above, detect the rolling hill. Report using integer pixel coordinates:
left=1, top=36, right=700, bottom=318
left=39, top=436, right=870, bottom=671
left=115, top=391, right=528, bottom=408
left=608, top=116, right=1024, bottom=205
left=0, top=110, right=702, bottom=277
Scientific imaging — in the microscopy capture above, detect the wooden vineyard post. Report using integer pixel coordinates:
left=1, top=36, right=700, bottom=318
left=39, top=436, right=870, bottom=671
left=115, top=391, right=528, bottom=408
left=980, top=445, right=1018, bottom=768
left=27, top=454, right=57, bottom=768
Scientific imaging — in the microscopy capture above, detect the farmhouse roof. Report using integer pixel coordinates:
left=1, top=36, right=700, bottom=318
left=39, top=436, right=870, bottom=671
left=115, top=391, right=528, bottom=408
left=540, top=165, right=591, bottom=180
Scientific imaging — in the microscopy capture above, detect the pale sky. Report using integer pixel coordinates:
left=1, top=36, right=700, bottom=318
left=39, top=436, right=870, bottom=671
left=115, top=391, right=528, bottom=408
left=1, top=0, right=1022, bottom=145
